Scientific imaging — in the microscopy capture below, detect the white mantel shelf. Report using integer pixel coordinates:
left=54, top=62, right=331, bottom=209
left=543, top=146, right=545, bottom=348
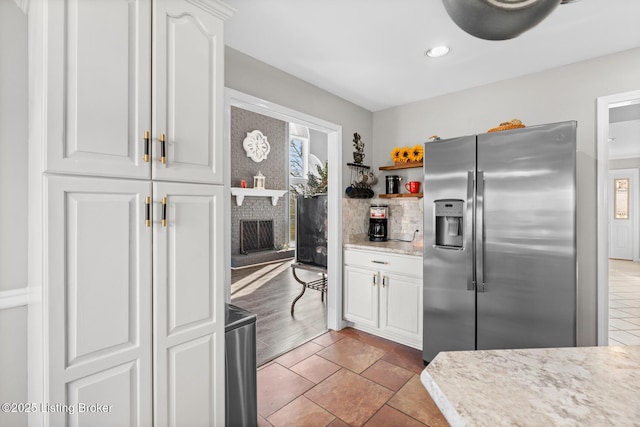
left=230, top=187, right=288, bottom=206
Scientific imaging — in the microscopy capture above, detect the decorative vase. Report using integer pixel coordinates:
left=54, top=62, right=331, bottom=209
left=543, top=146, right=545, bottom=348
left=353, top=152, right=364, bottom=164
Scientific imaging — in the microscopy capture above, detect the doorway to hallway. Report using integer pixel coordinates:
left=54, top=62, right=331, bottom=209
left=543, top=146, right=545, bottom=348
left=597, top=89, right=640, bottom=345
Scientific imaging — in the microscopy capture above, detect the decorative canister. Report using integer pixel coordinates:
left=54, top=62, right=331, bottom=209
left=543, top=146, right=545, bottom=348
left=385, top=175, right=401, bottom=194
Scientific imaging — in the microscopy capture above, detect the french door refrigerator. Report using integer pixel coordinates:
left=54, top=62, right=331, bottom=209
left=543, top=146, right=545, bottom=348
left=422, top=121, right=577, bottom=363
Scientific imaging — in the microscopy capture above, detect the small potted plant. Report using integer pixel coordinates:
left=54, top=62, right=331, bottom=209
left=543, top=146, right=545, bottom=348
left=353, top=132, right=365, bottom=164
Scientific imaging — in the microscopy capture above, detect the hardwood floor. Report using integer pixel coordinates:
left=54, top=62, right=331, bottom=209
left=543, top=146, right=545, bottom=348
left=231, top=259, right=328, bottom=366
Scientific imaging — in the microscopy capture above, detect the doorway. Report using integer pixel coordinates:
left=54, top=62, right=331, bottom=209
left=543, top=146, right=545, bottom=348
left=223, top=89, right=343, bottom=364
left=597, top=90, right=640, bottom=346
left=608, top=169, right=638, bottom=261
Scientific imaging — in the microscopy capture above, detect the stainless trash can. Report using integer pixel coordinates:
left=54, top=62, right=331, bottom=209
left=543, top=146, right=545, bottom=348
left=225, top=304, right=257, bottom=427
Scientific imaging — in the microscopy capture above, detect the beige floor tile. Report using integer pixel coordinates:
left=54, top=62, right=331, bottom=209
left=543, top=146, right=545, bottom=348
left=305, top=369, right=393, bottom=426
left=361, top=360, right=414, bottom=392
left=257, top=363, right=315, bottom=418
left=609, top=260, right=640, bottom=346
left=387, top=375, right=449, bottom=427
left=312, top=330, right=345, bottom=347
left=267, top=396, right=336, bottom=427
left=275, top=341, right=324, bottom=368
left=316, top=337, right=385, bottom=374
left=290, top=354, right=341, bottom=384
left=364, top=405, right=427, bottom=427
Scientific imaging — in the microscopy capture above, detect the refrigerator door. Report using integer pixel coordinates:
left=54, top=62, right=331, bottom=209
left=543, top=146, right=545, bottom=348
left=423, top=135, right=477, bottom=362
left=476, top=121, right=576, bottom=350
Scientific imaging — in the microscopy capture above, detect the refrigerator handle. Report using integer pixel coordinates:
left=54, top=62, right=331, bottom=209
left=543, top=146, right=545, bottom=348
left=466, top=171, right=475, bottom=291
left=476, top=171, right=485, bottom=292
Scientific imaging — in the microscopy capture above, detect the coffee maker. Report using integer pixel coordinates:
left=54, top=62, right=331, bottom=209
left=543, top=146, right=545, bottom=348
left=368, top=204, right=389, bottom=242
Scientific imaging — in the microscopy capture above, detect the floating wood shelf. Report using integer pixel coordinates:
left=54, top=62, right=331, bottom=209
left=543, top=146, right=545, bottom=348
left=379, top=162, right=423, bottom=171
left=378, top=193, right=423, bottom=199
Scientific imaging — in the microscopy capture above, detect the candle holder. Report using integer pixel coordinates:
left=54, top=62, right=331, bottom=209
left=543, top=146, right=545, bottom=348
left=253, top=171, right=265, bottom=189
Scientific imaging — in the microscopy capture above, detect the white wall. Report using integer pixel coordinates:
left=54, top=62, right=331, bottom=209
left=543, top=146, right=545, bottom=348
left=373, top=48, right=640, bottom=346
left=0, top=0, right=29, bottom=426
left=225, top=47, right=374, bottom=189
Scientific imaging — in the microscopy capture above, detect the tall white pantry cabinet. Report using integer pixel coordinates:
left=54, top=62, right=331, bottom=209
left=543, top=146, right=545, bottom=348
left=27, top=1, right=234, bottom=426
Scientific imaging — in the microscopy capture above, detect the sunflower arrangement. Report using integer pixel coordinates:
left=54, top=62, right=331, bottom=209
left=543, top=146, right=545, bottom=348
left=409, top=144, right=424, bottom=162
left=391, top=144, right=424, bottom=163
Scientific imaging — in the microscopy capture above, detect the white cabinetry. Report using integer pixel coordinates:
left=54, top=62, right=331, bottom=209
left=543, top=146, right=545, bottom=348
left=45, top=175, right=153, bottom=426
left=343, top=249, right=423, bottom=349
left=28, top=1, right=232, bottom=425
left=152, top=182, right=224, bottom=426
left=40, top=0, right=226, bottom=184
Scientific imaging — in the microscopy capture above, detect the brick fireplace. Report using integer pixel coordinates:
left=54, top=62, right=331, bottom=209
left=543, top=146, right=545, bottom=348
left=230, top=107, right=293, bottom=268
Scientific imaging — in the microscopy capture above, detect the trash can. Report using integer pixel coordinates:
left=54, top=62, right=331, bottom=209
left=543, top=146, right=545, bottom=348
left=225, top=304, right=257, bottom=427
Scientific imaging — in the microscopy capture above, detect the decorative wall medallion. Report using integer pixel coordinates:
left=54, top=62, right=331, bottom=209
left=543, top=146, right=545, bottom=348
left=243, top=130, right=270, bottom=162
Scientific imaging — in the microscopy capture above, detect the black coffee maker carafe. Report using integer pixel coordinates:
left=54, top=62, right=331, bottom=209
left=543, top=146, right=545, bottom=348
left=368, top=204, right=389, bottom=242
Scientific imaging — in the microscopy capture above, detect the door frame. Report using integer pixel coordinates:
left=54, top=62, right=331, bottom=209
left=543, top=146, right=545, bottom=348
left=608, top=168, right=639, bottom=261
left=596, top=89, right=640, bottom=345
left=223, top=88, right=344, bottom=331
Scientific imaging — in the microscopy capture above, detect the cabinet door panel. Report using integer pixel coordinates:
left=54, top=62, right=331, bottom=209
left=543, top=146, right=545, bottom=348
left=67, top=361, right=139, bottom=427
left=46, top=175, right=152, bottom=425
left=45, top=0, right=151, bottom=179
left=343, top=266, right=378, bottom=328
left=153, top=182, right=224, bottom=426
left=381, top=273, right=423, bottom=342
left=153, top=0, right=225, bottom=184
left=167, top=335, right=217, bottom=427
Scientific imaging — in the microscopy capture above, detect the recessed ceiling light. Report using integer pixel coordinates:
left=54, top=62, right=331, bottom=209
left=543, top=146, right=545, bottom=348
left=425, top=46, right=450, bottom=58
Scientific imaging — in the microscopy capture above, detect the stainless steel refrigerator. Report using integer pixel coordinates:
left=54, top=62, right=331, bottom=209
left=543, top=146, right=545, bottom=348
left=422, top=121, right=577, bottom=363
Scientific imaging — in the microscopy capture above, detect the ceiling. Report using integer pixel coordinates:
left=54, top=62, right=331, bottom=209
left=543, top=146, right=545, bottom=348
left=224, top=0, right=640, bottom=112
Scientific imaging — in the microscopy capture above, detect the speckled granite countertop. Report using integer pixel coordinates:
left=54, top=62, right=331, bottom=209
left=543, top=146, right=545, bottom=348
left=421, top=345, right=640, bottom=427
left=343, top=234, right=423, bottom=257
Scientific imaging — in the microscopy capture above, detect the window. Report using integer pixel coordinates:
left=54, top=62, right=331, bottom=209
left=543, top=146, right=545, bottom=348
left=614, top=178, right=629, bottom=220
left=289, top=124, right=310, bottom=244
left=289, top=138, right=306, bottom=179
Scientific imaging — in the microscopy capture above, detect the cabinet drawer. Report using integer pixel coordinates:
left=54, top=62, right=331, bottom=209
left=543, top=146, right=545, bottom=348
left=344, top=249, right=422, bottom=277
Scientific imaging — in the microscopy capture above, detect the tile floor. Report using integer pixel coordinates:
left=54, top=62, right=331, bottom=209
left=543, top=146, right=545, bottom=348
left=608, top=259, right=640, bottom=345
left=257, top=328, right=448, bottom=427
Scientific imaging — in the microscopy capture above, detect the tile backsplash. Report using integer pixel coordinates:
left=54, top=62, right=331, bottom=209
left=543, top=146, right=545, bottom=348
left=342, top=197, right=424, bottom=242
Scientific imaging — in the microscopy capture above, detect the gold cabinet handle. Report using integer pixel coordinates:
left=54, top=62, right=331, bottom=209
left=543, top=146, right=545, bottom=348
left=145, top=196, right=151, bottom=228
left=160, top=133, right=166, bottom=164
left=143, top=131, right=150, bottom=162
left=161, top=196, right=167, bottom=227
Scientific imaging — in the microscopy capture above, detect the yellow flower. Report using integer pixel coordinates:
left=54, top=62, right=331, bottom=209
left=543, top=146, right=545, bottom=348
left=400, top=147, right=411, bottom=162
left=409, top=144, right=424, bottom=162
left=391, top=147, right=403, bottom=162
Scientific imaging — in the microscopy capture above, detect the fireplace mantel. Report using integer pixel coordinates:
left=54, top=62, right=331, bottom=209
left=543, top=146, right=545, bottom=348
left=230, top=188, right=288, bottom=206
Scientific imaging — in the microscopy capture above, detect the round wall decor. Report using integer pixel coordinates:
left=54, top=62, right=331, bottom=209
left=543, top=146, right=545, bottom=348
left=243, top=130, right=270, bottom=162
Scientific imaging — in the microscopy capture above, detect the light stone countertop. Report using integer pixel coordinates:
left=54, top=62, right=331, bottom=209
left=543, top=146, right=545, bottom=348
left=343, top=234, right=423, bottom=257
left=421, top=345, right=640, bottom=427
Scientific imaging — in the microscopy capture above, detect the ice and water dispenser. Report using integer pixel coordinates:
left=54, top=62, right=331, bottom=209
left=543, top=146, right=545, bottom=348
left=434, top=200, right=463, bottom=249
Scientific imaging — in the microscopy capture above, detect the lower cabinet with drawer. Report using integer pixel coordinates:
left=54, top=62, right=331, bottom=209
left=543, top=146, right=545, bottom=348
left=343, top=248, right=423, bottom=349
